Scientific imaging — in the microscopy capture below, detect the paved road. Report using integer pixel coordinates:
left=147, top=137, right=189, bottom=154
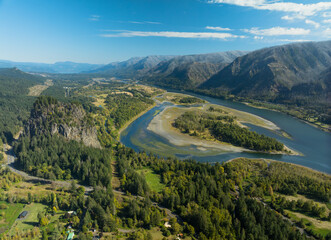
left=4, top=146, right=93, bottom=194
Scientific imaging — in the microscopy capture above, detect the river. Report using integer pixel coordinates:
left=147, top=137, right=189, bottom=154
left=120, top=91, right=331, bottom=174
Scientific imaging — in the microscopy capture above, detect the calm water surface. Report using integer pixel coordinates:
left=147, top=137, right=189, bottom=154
left=121, top=91, right=331, bottom=174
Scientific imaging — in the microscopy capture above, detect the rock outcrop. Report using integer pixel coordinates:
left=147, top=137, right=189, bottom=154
left=24, top=96, right=101, bottom=148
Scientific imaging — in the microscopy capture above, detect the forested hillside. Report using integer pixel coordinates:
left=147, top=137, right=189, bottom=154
left=0, top=68, right=45, bottom=141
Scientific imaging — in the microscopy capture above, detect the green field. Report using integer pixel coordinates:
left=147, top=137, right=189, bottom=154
left=137, top=168, right=165, bottom=193
left=285, top=210, right=331, bottom=238
left=8, top=203, right=46, bottom=235
left=0, top=201, right=24, bottom=234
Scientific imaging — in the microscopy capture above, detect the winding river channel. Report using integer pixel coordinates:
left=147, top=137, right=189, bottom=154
left=121, top=91, right=331, bottom=174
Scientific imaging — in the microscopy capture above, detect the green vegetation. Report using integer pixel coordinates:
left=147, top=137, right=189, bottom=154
left=157, top=92, right=205, bottom=105
left=174, top=111, right=284, bottom=152
left=0, top=68, right=44, bottom=142
left=115, top=147, right=309, bottom=239
left=136, top=167, right=165, bottom=193
left=14, top=134, right=112, bottom=187
left=0, top=201, right=24, bottom=234
left=73, top=83, right=162, bottom=146
left=9, top=203, right=46, bottom=234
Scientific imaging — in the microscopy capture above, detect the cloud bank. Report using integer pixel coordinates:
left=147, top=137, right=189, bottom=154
left=210, top=0, right=331, bottom=19
left=244, top=27, right=310, bottom=36
left=101, top=30, right=245, bottom=39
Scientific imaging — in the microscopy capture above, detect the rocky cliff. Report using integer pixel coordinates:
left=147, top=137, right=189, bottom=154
left=24, top=96, right=101, bottom=148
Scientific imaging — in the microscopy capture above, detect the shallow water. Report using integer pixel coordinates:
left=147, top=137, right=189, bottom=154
left=121, top=91, right=331, bottom=174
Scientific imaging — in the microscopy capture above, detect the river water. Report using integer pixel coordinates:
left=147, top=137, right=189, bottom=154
left=121, top=91, right=331, bottom=174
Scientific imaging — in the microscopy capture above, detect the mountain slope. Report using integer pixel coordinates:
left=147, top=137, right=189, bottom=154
left=200, top=41, right=331, bottom=102
left=143, top=51, right=248, bottom=88
left=0, top=68, right=47, bottom=139
left=89, top=55, right=175, bottom=77
left=0, top=60, right=103, bottom=73
left=0, top=68, right=45, bottom=96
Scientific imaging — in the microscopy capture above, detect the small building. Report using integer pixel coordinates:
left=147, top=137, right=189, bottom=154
left=67, top=211, right=77, bottom=216
left=164, top=221, right=171, bottom=228
left=18, top=211, right=28, bottom=219
left=67, top=232, right=74, bottom=240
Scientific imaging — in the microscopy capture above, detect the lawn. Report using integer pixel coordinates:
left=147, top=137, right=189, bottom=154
left=8, top=203, right=46, bottom=235
left=0, top=201, right=24, bottom=234
left=137, top=168, right=165, bottom=193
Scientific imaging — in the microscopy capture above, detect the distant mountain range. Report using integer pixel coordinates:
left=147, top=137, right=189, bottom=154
left=142, top=51, right=247, bottom=88
left=88, top=55, right=175, bottom=77
left=0, top=60, right=103, bottom=74
left=200, top=41, right=331, bottom=103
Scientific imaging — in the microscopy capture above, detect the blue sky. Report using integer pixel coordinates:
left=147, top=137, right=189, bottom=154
left=0, top=0, right=330, bottom=64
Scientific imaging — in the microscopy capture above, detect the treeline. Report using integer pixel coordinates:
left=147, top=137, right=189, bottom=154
left=178, top=96, right=205, bottom=104
left=114, top=145, right=307, bottom=239
left=106, top=93, right=154, bottom=129
left=13, top=134, right=111, bottom=188
left=225, top=158, right=331, bottom=203
left=174, top=111, right=284, bottom=151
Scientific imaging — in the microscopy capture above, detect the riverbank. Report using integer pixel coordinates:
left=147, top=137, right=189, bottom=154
left=242, top=102, right=330, bottom=133
left=148, top=105, right=300, bottom=156
left=117, top=102, right=157, bottom=140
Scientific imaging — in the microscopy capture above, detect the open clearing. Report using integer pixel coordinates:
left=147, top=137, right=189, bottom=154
left=8, top=203, right=46, bottom=235
left=285, top=210, right=331, bottom=237
left=28, top=79, right=53, bottom=96
left=136, top=167, right=165, bottom=193
left=0, top=201, right=24, bottom=234
left=282, top=194, right=330, bottom=214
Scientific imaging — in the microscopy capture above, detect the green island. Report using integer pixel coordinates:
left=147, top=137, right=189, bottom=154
left=147, top=94, right=297, bottom=156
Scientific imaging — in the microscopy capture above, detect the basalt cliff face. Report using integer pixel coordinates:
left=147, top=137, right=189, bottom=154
left=24, top=97, right=101, bottom=148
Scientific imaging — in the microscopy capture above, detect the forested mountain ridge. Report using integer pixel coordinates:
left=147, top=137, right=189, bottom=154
left=0, top=68, right=46, bottom=141
left=23, top=96, right=101, bottom=148
left=88, top=55, right=174, bottom=77
left=142, top=51, right=248, bottom=88
left=200, top=41, right=331, bottom=102
left=0, top=60, right=103, bottom=73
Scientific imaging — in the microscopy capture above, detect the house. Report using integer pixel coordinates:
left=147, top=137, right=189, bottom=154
left=67, top=211, right=77, bottom=216
left=18, top=211, right=28, bottom=219
left=164, top=221, right=171, bottom=228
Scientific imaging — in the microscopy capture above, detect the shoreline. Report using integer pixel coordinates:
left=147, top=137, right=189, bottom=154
left=242, top=102, right=330, bottom=133
left=117, top=102, right=157, bottom=140
left=147, top=105, right=300, bottom=156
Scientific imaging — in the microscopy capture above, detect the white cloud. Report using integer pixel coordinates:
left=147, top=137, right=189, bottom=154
left=244, top=27, right=310, bottom=36
left=210, top=0, right=331, bottom=17
left=278, top=39, right=312, bottom=42
left=322, top=12, right=331, bottom=18
left=281, top=14, right=306, bottom=20
left=254, top=36, right=264, bottom=40
left=323, top=19, right=331, bottom=23
left=89, top=15, right=100, bottom=21
left=127, top=21, right=161, bottom=25
left=305, top=19, right=320, bottom=29
left=323, top=28, right=331, bottom=36
left=206, top=26, right=231, bottom=31
left=100, top=30, right=245, bottom=39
